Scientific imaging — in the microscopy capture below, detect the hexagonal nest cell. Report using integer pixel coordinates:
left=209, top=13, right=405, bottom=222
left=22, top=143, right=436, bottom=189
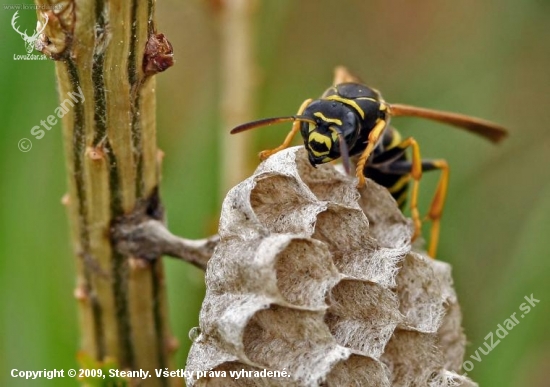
left=185, top=147, right=476, bottom=387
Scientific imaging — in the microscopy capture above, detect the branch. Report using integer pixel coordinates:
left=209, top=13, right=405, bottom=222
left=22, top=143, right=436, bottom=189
left=112, top=218, right=219, bottom=271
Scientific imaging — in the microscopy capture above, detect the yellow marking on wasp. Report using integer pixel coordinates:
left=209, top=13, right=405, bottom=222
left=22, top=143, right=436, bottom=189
left=311, top=149, right=329, bottom=157
left=313, top=112, right=343, bottom=126
left=325, top=95, right=365, bottom=119
left=388, top=174, right=410, bottom=194
left=355, top=97, right=378, bottom=103
left=308, top=132, right=332, bottom=156
left=322, top=156, right=334, bottom=162
left=386, top=128, right=402, bottom=150
left=328, top=126, right=339, bottom=142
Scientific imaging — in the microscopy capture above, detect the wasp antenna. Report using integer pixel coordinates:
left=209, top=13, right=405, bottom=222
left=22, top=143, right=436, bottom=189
left=389, top=103, right=508, bottom=143
left=230, top=117, right=296, bottom=134
left=230, top=116, right=315, bottom=134
left=333, top=127, right=351, bottom=175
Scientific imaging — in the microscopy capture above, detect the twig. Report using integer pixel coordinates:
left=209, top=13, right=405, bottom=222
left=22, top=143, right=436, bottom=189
left=112, top=218, right=218, bottom=271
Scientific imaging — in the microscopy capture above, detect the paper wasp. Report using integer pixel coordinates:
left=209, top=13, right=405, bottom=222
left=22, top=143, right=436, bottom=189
left=230, top=67, right=507, bottom=257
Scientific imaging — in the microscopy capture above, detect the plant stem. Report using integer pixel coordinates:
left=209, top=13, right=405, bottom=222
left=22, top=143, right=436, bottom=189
left=36, top=1, right=176, bottom=384
left=219, top=0, right=258, bottom=196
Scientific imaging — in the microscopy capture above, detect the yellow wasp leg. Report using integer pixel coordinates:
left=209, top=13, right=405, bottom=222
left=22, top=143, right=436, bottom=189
left=380, top=141, right=449, bottom=257
left=259, top=98, right=313, bottom=160
left=355, top=119, right=387, bottom=188
left=383, top=137, right=424, bottom=244
left=425, top=159, right=449, bottom=258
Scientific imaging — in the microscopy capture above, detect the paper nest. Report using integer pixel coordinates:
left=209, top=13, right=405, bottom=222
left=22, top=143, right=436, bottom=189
left=185, top=147, right=476, bottom=387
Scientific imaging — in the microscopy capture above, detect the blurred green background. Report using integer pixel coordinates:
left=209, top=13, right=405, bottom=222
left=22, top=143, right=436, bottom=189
left=1, top=0, right=549, bottom=386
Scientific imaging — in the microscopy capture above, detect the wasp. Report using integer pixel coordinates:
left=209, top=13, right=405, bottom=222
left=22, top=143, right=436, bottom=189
left=230, top=67, right=507, bottom=257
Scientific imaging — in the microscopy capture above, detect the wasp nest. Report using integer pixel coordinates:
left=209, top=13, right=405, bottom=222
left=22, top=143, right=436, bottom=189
left=185, top=147, right=476, bottom=387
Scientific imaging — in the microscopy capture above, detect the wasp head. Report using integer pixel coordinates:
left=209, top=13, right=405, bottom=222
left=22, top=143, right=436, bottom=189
left=300, top=100, right=360, bottom=172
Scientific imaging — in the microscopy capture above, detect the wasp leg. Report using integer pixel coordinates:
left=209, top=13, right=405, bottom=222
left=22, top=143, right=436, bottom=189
left=390, top=138, right=423, bottom=244
left=355, top=119, right=388, bottom=187
left=424, top=159, right=449, bottom=258
left=381, top=157, right=449, bottom=258
left=258, top=98, right=313, bottom=160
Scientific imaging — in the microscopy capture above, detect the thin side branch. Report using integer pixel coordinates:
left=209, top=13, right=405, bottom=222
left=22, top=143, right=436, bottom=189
left=110, top=189, right=218, bottom=270
left=112, top=218, right=218, bottom=270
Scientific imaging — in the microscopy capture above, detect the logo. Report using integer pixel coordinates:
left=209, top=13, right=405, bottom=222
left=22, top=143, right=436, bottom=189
left=11, top=10, right=48, bottom=60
